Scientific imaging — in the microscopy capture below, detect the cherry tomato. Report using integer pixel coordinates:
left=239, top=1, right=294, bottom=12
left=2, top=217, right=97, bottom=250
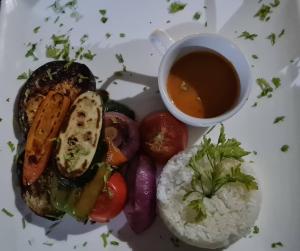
left=140, top=111, right=188, bottom=164
left=89, top=172, right=127, bottom=222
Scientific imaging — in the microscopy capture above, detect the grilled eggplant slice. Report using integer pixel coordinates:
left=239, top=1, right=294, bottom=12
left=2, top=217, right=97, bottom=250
left=16, top=151, right=64, bottom=220
left=17, top=61, right=96, bottom=138
left=56, top=91, right=103, bottom=181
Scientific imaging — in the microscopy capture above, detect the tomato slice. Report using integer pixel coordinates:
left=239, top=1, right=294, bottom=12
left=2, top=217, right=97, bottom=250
left=89, top=172, right=127, bottom=223
left=140, top=111, right=188, bottom=164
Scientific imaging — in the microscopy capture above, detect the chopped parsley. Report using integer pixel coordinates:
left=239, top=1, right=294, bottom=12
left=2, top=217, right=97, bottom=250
left=254, top=4, right=272, bottom=21
left=119, top=33, right=125, bottom=38
left=82, top=241, right=88, bottom=247
left=17, top=69, right=31, bottom=80
left=278, top=29, right=285, bottom=38
left=169, top=2, right=187, bottom=13
left=110, top=241, right=119, bottom=246
left=267, top=33, right=276, bottom=45
left=33, top=26, right=41, bottom=34
left=183, top=125, right=257, bottom=222
left=101, top=17, right=108, bottom=23
left=99, top=9, right=106, bottom=15
left=80, top=34, right=88, bottom=44
left=82, top=50, right=96, bottom=61
left=274, top=116, right=285, bottom=124
left=1, top=208, right=14, bottom=217
left=253, top=151, right=257, bottom=155
left=281, top=145, right=289, bottom=152
left=46, top=34, right=70, bottom=60
left=54, top=16, right=60, bottom=23
left=70, top=11, right=82, bottom=21
left=253, top=225, right=260, bottom=234
left=238, top=31, right=258, bottom=40
left=7, top=141, right=15, bottom=152
left=252, top=54, right=259, bottom=59
left=75, top=47, right=84, bottom=59
left=22, top=217, right=26, bottom=229
left=25, top=43, right=38, bottom=61
left=42, top=242, right=54, bottom=246
left=100, top=231, right=111, bottom=248
left=270, top=0, right=280, bottom=8
left=45, top=16, right=50, bottom=22
left=272, top=77, right=281, bottom=88
left=105, top=33, right=111, bottom=39
left=271, top=242, right=283, bottom=248
left=193, top=12, right=201, bottom=20
left=256, top=78, right=273, bottom=98
left=115, top=53, right=124, bottom=64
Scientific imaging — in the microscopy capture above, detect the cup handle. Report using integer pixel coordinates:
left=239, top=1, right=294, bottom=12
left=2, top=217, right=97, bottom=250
left=149, top=29, right=175, bottom=55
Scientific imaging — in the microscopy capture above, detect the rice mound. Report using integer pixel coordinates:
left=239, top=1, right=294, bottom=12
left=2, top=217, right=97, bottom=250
left=157, top=146, right=261, bottom=249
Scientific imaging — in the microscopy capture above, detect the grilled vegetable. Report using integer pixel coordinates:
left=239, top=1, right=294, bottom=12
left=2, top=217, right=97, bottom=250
left=23, top=91, right=71, bottom=186
left=16, top=151, right=64, bottom=220
left=17, top=61, right=96, bottom=138
left=71, top=163, right=112, bottom=221
left=104, top=100, right=135, bottom=120
left=15, top=61, right=97, bottom=218
left=56, top=91, right=103, bottom=180
left=104, top=112, right=140, bottom=165
left=124, top=154, right=156, bottom=233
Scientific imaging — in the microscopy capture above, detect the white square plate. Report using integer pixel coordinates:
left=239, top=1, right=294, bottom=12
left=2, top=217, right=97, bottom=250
left=0, top=0, right=300, bottom=250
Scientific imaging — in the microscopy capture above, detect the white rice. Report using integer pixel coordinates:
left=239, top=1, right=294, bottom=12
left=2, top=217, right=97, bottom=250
left=157, top=146, right=261, bottom=249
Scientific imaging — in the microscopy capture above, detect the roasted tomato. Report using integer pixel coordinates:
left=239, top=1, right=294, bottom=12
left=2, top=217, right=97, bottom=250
left=89, top=172, right=127, bottom=222
left=140, top=111, right=188, bottom=164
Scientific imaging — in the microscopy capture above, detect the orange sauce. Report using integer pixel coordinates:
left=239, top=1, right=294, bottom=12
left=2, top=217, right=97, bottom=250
left=167, top=51, right=240, bottom=118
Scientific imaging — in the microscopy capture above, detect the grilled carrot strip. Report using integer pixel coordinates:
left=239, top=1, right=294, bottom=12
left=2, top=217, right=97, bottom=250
left=23, top=90, right=71, bottom=186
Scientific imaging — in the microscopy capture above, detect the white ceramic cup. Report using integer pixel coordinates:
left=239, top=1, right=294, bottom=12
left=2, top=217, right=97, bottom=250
left=149, top=30, right=252, bottom=127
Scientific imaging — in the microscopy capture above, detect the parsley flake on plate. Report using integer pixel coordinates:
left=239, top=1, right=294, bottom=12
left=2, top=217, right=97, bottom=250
left=42, top=242, right=54, bottom=246
left=193, top=12, right=201, bottom=20
left=110, top=241, right=119, bottom=246
left=100, top=231, right=111, bottom=248
left=267, top=33, right=276, bottom=45
left=101, top=16, right=108, bottom=23
left=238, top=31, right=258, bottom=40
left=253, top=225, right=260, bottom=234
left=25, top=43, right=38, bottom=61
left=254, top=4, right=272, bottom=21
left=272, top=77, right=281, bottom=88
left=7, top=141, right=15, bottom=152
left=119, top=33, right=126, bottom=38
left=33, top=26, right=41, bottom=34
left=256, top=78, right=273, bottom=98
left=278, top=29, right=285, bottom=38
left=271, top=242, right=283, bottom=248
left=273, top=116, right=285, bottom=124
left=281, top=145, right=289, bottom=152
left=82, top=50, right=96, bottom=61
left=115, top=53, right=124, bottom=64
left=99, top=9, right=106, bottom=15
left=1, top=208, right=14, bottom=217
left=80, top=34, right=88, bottom=44
left=169, top=2, right=187, bottom=14
left=17, top=70, right=31, bottom=80
left=270, top=0, right=280, bottom=8
left=252, top=54, right=259, bottom=59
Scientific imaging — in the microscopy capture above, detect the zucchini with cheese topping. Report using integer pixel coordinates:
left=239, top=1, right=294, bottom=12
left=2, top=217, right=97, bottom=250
left=56, top=91, right=103, bottom=181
